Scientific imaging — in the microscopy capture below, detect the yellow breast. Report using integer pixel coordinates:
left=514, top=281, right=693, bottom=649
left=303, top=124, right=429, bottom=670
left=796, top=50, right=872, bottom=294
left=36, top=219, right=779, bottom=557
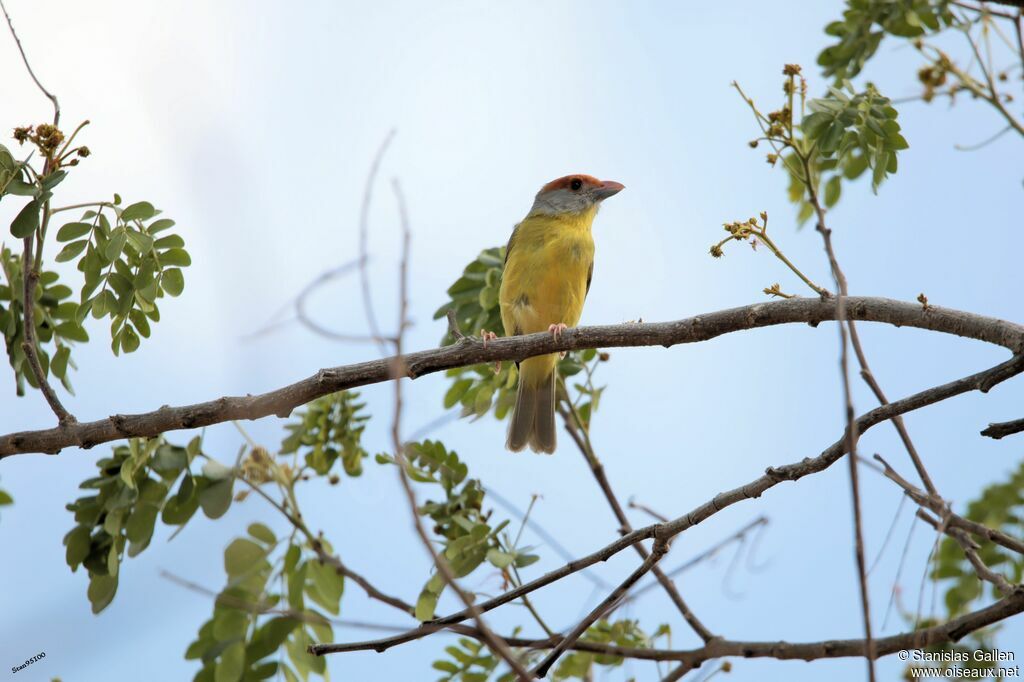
left=499, top=208, right=596, bottom=337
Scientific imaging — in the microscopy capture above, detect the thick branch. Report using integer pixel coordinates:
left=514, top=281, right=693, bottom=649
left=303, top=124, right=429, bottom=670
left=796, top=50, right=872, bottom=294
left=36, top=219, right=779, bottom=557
left=3, top=296, right=1022, bottom=458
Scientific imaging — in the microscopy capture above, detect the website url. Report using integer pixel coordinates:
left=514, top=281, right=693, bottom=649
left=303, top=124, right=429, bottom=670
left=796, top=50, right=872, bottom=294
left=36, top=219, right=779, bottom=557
left=910, top=667, right=1021, bottom=679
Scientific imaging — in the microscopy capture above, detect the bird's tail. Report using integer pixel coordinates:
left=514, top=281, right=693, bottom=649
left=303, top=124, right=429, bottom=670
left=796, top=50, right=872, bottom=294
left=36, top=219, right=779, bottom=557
left=506, top=355, right=557, bottom=454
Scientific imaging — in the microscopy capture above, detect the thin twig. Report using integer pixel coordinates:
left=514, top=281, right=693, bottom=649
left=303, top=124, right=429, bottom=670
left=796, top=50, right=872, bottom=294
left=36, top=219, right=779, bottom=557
left=532, top=539, right=670, bottom=677
left=558, top=398, right=717, bottom=642
left=622, top=516, right=769, bottom=605
left=358, top=130, right=398, bottom=354
left=873, top=454, right=1024, bottom=557
left=802, top=154, right=877, bottom=681
left=847, top=323, right=937, bottom=495
left=915, top=510, right=1017, bottom=596
left=386, top=177, right=532, bottom=679
left=3, top=0, right=75, bottom=426
left=1, top=0, right=60, bottom=125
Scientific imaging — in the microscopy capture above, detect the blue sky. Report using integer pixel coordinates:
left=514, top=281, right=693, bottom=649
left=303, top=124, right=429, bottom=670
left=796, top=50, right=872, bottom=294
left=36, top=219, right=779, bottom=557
left=2, top=1, right=1022, bottom=680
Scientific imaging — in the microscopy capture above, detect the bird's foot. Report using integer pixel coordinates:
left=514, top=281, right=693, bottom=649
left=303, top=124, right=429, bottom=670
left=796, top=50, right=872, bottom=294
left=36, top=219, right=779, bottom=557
left=479, top=330, right=502, bottom=373
left=479, top=329, right=498, bottom=348
left=547, top=323, right=569, bottom=340
left=548, top=323, right=569, bottom=358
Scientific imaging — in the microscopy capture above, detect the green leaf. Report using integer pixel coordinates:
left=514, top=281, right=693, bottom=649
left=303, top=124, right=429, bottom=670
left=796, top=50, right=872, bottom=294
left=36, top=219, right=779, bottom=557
left=57, top=222, right=92, bottom=242
left=224, top=538, right=266, bottom=577
left=248, top=617, right=299, bottom=661
left=215, top=640, right=245, bottom=682
left=149, top=218, right=175, bottom=233
left=486, top=548, right=515, bottom=569
left=87, top=574, right=118, bottom=613
left=105, top=228, right=128, bottom=261
left=121, top=201, right=156, bottom=222
left=161, top=268, right=185, bottom=296
left=199, top=478, right=233, bottom=519
left=125, top=229, right=154, bottom=254
left=65, top=525, right=91, bottom=568
left=121, top=324, right=140, bottom=353
left=129, top=309, right=151, bottom=338
left=154, top=234, right=185, bottom=250
left=42, top=170, right=67, bottom=190
left=55, top=239, right=88, bottom=263
left=514, top=553, right=540, bottom=568
left=416, top=573, right=446, bottom=621
left=824, top=175, right=842, bottom=208
left=161, top=482, right=199, bottom=525
left=248, top=522, right=276, bottom=545
left=125, top=504, right=158, bottom=544
left=54, top=322, right=89, bottom=343
left=801, top=111, right=833, bottom=140
left=92, top=289, right=117, bottom=319
left=306, top=560, right=345, bottom=614
left=51, top=345, right=71, bottom=379
left=160, top=248, right=191, bottom=267
left=10, top=199, right=40, bottom=238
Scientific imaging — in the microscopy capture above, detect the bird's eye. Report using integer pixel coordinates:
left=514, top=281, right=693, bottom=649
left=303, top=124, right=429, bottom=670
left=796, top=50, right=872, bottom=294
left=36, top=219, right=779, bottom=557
left=570, top=178, right=583, bottom=191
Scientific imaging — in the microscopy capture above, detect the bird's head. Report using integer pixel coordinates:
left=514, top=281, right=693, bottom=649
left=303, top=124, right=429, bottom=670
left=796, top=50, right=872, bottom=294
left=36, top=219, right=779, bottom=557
left=528, top=174, right=624, bottom=217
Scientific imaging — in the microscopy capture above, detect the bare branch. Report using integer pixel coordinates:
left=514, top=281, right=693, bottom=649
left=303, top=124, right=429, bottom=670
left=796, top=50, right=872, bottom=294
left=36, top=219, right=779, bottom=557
left=532, top=539, right=670, bottom=677
left=873, top=454, right=1024, bottom=557
left=558, top=398, right=716, bottom=642
left=319, top=590, right=1024, bottom=670
left=3, top=297, right=1019, bottom=457
left=314, top=353, right=1024, bottom=660
left=622, top=516, right=769, bottom=606
left=981, top=416, right=1024, bottom=439
left=1, top=0, right=60, bottom=125
left=915, top=510, right=1017, bottom=596
left=659, top=589, right=1024, bottom=679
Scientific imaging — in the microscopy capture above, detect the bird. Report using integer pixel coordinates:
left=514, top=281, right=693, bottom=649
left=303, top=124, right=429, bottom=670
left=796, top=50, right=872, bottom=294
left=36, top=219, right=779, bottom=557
left=496, top=174, right=624, bottom=453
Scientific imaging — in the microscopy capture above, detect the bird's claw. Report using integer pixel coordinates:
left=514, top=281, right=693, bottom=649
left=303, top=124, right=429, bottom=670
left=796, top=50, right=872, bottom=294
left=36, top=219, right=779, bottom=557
left=479, top=329, right=498, bottom=348
left=547, top=323, right=569, bottom=340
left=548, top=323, right=569, bottom=358
left=479, top=330, right=501, bottom=373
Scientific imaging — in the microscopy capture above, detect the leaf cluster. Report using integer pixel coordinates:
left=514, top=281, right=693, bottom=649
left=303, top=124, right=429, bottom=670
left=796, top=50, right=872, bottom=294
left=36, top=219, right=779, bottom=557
left=279, top=392, right=369, bottom=477
left=0, top=246, right=87, bottom=394
left=740, top=68, right=908, bottom=226
left=431, top=635, right=526, bottom=682
left=62, top=437, right=231, bottom=613
left=377, top=440, right=537, bottom=621
left=818, top=0, right=954, bottom=80
left=554, top=619, right=662, bottom=681
left=186, top=530, right=343, bottom=682
left=54, top=198, right=188, bottom=355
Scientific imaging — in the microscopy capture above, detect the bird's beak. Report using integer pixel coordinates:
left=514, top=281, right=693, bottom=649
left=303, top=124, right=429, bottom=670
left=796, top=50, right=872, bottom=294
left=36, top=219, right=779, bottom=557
left=593, top=180, right=625, bottom=201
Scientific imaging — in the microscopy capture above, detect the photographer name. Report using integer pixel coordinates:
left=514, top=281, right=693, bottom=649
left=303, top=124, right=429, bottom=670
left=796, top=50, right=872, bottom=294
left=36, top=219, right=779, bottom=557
left=904, top=649, right=1016, bottom=663
left=11, top=651, right=45, bottom=674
